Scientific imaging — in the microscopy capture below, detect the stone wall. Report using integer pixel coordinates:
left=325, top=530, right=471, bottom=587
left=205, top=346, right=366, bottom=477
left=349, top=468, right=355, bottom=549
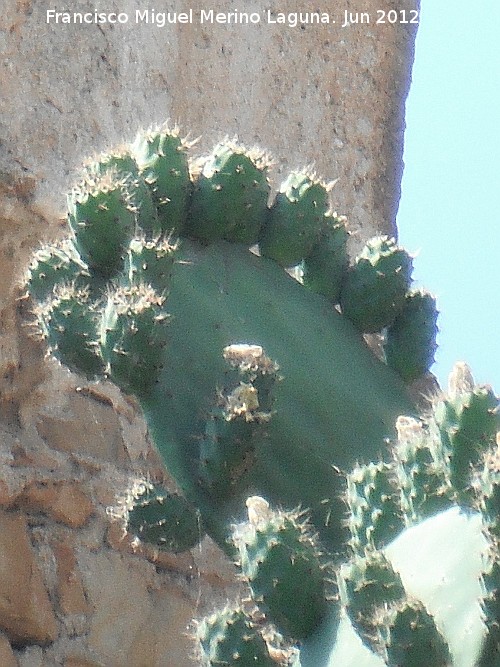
left=0, top=1, right=418, bottom=664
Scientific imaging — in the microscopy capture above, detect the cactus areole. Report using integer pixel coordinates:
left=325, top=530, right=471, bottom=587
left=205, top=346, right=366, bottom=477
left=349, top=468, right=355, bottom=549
left=25, top=126, right=433, bottom=553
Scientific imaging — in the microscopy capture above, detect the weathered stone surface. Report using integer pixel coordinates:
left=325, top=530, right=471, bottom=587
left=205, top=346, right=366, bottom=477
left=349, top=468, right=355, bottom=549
left=16, top=646, right=44, bottom=667
left=0, top=632, right=18, bottom=667
left=77, top=549, right=156, bottom=666
left=0, top=511, right=58, bottom=645
left=0, top=477, right=20, bottom=507
left=0, top=177, right=48, bottom=422
left=18, top=481, right=93, bottom=528
left=52, top=539, right=92, bottom=621
left=106, top=524, right=240, bottom=600
left=8, top=441, right=66, bottom=472
left=36, top=390, right=128, bottom=463
left=0, top=0, right=418, bottom=235
left=64, top=659, right=103, bottom=667
left=192, top=536, right=240, bottom=589
left=127, top=586, right=196, bottom=667
left=76, top=540, right=241, bottom=666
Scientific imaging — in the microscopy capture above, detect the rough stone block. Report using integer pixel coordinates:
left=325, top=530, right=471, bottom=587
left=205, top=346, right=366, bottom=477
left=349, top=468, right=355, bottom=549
left=0, top=511, right=58, bottom=645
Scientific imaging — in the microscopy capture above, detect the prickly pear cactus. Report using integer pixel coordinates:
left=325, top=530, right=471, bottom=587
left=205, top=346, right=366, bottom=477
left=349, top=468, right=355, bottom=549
left=27, top=123, right=500, bottom=666
left=123, top=481, right=204, bottom=553
left=25, top=124, right=437, bottom=558
left=232, top=497, right=329, bottom=641
left=195, top=364, right=499, bottom=667
left=194, top=604, right=277, bottom=666
left=340, top=236, right=413, bottom=333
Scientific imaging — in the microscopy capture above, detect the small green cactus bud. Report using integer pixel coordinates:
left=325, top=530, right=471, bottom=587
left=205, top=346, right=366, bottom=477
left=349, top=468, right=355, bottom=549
left=346, top=461, right=403, bottom=556
left=393, top=416, right=454, bottom=523
left=132, top=126, right=191, bottom=236
left=35, top=283, right=103, bottom=378
left=125, top=482, right=204, bottom=553
left=85, top=148, right=138, bottom=179
left=259, top=171, right=330, bottom=267
left=340, top=236, right=413, bottom=333
left=195, top=604, right=275, bottom=666
left=25, top=240, right=91, bottom=303
left=381, top=600, right=451, bottom=667
left=384, top=288, right=438, bottom=382
left=100, top=284, right=169, bottom=396
left=125, top=236, right=177, bottom=294
left=198, top=345, right=280, bottom=497
left=232, top=497, right=329, bottom=640
left=301, top=216, right=349, bottom=303
left=187, top=141, right=271, bottom=244
left=68, top=169, right=135, bottom=279
left=83, top=148, right=159, bottom=238
left=340, top=551, right=406, bottom=652
left=435, top=365, right=500, bottom=497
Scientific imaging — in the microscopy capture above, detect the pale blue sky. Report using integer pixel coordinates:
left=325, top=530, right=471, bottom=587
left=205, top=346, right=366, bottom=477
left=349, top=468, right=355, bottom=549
left=397, top=0, right=500, bottom=392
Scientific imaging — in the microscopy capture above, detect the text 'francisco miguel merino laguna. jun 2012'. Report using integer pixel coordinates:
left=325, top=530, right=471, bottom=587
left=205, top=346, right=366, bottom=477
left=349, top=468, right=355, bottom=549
left=45, top=8, right=420, bottom=28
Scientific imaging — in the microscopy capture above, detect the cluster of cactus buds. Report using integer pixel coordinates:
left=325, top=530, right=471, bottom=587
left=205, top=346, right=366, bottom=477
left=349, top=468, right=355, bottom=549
left=328, top=364, right=499, bottom=666
left=195, top=363, right=499, bottom=666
